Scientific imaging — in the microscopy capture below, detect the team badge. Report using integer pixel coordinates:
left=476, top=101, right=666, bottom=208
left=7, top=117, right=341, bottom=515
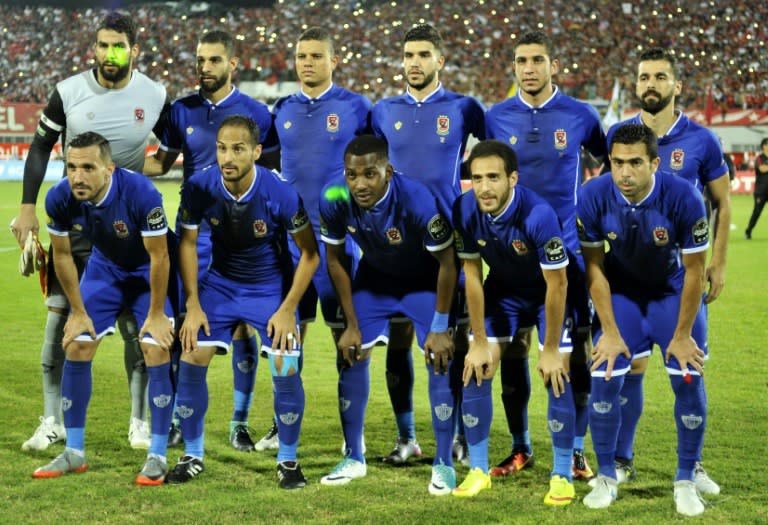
left=427, top=214, right=450, bottom=242
left=653, top=226, right=669, bottom=246
left=186, top=126, right=194, bottom=135
left=670, top=148, right=685, bottom=170
left=236, top=360, right=254, bottom=373
left=462, top=413, right=479, bottom=428
left=619, top=395, right=628, bottom=406
left=554, top=129, right=567, bottom=150
left=394, top=121, right=403, bottom=130
left=283, top=121, right=292, bottom=129
left=434, top=404, right=453, bottom=421
left=61, top=397, right=72, bottom=412
left=210, top=217, right=219, bottom=226
left=511, top=239, right=529, bottom=255
left=279, top=412, right=300, bottom=425
left=326, top=113, right=339, bottom=132
left=177, top=405, right=194, bottom=418
left=291, top=208, right=309, bottom=230
left=113, top=220, right=129, bottom=238
left=681, top=414, right=703, bottom=430
left=692, top=217, right=709, bottom=244
left=436, top=115, right=450, bottom=136
left=548, top=419, right=564, bottom=433
left=607, top=232, right=617, bottom=240
left=253, top=219, right=268, bottom=237
left=386, top=227, right=403, bottom=244
left=544, top=237, right=566, bottom=262
left=347, top=225, right=357, bottom=233
left=509, top=136, right=518, bottom=145
left=146, top=207, right=167, bottom=231
left=153, top=394, right=171, bottom=408
left=339, top=397, right=351, bottom=412
left=477, top=239, right=487, bottom=247
left=135, top=108, right=145, bottom=122
left=592, top=401, right=612, bottom=414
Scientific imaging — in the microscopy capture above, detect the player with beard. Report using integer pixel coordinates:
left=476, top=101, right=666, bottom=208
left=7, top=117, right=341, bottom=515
left=11, top=11, right=169, bottom=454
left=371, top=24, right=485, bottom=467
left=603, top=48, right=728, bottom=495
left=144, top=29, right=275, bottom=453
left=485, top=30, right=605, bottom=481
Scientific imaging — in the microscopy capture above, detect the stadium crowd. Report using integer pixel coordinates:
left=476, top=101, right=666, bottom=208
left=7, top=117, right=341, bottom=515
left=1, top=0, right=766, bottom=107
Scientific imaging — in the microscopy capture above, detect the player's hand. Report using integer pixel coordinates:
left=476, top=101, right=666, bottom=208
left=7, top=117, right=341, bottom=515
left=537, top=348, right=569, bottom=397
left=180, top=304, right=209, bottom=353
left=424, top=331, right=454, bottom=375
left=267, top=306, right=300, bottom=353
left=591, top=330, right=630, bottom=380
left=63, top=311, right=96, bottom=351
left=11, top=205, right=39, bottom=248
left=337, top=326, right=363, bottom=368
left=139, top=311, right=175, bottom=352
left=704, top=262, right=725, bottom=304
left=462, top=340, right=494, bottom=387
left=665, top=335, right=705, bottom=379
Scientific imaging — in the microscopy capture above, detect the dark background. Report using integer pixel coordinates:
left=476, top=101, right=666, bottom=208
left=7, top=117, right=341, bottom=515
left=0, top=0, right=275, bottom=7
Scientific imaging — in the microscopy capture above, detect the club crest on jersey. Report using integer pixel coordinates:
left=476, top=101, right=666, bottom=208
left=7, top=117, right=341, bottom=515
left=436, top=115, right=450, bottom=136
left=653, top=226, right=669, bottom=246
left=291, top=208, right=309, bottom=230
left=113, top=220, right=129, bottom=238
left=186, top=126, right=194, bottom=135
left=135, top=108, right=145, bottom=122
left=327, top=113, right=339, bottom=132
left=670, top=148, right=685, bottom=170
left=554, top=129, right=567, bottom=150
left=386, top=227, right=403, bottom=244
left=509, top=136, right=518, bottom=145
left=253, top=219, right=268, bottom=238
left=283, top=121, right=292, bottom=129
left=511, top=239, right=529, bottom=255
left=394, top=121, right=403, bottom=130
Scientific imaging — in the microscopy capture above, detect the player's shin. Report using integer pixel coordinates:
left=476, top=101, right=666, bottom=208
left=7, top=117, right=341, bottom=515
left=427, top=363, right=455, bottom=465
left=147, top=362, right=173, bottom=458
left=231, top=336, right=258, bottom=424
left=386, top=347, right=416, bottom=440
left=61, top=360, right=92, bottom=452
left=589, top=375, right=625, bottom=479
left=615, top=372, right=644, bottom=460
left=670, top=374, right=707, bottom=481
left=548, top=383, right=576, bottom=480
left=271, top=354, right=304, bottom=462
left=500, top=355, right=532, bottom=453
left=462, top=380, right=493, bottom=472
left=176, top=361, right=208, bottom=459
left=338, top=357, right=370, bottom=462
left=42, top=311, right=67, bottom=422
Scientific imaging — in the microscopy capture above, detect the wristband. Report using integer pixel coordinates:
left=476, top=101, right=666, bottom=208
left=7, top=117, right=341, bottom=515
left=430, top=311, right=450, bottom=333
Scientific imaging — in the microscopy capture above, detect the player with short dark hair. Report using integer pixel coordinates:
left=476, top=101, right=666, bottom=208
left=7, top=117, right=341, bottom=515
left=12, top=10, right=169, bottom=453
left=745, top=137, right=768, bottom=239
left=168, top=115, right=319, bottom=488
left=371, top=22, right=485, bottom=467
left=143, top=28, right=276, bottom=452
left=604, top=46, right=729, bottom=494
left=579, top=123, right=710, bottom=516
left=485, top=29, right=605, bottom=480
left=452, top=140, right=574, bottom=504
left=318, top=135, right=458, bottom=495
left=33, top=132, right=175, bottom=485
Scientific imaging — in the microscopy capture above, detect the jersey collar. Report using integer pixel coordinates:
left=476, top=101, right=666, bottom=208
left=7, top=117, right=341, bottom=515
left=614, top=172, right=658, bottom=207
left=486, top=187, right=517, bottom=223
left=298, top=83, right=335, bottom=101
left=219, top=165, right=259, bottom=202
left=405, top=83, right=444, bottom=104
left=200, top=86, right=238, bottom=107
left=517, top=85, right=559, bottom=109
left=89, top=172, right=116, bottom=208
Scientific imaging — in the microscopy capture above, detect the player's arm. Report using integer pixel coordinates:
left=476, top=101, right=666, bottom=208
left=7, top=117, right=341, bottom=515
left=665, top=250, right=707, bottom=376
left=50, top=233, right=96, bottom=349
left=14, top=90, right=65, bottom=247
left=703, top=174, right=730, bottom=304
left=268, top=225, right=320, bottom=351
left=325, top=241, right=361, bottom=366
left=538, top=267, right=569, bottom=396
left=461, top=256, right=496, bottom=386
left=140, top=234, right=174, bottom=350
left=424, top=245, right=458, bottom=374
left=143, top=148, right=180, bottom=177
left=583, top=244, right=630, bottom=379
left=178, top=226, right=207, bottom=353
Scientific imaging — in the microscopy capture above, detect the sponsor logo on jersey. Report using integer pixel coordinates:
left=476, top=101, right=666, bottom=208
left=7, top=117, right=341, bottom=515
left=554, top=129, right=567, bottom=150
left=135, top=108, right=145, bottom=122
left=386, top=227, right=403, bottom=244
left=692, top=217, right=709, bottom=244
left=291, top=208, right=309, bottom=230
left=326, top=113, right=339, bottom=132
left=339, top=397, right=351, bottom=412
left=113, top=220, right=129, bottom=238
left=436, top=115, right=450, bottom=136
left=548, top=419, right=564, bottom=433
left=477, top=239, right=486, bottom=247
left=283, top=121, right=292, bottom=129
left=544, top=237, right=566, bottom=262
left=394, top=121, right=403, bottom=130
left=511, top=239, right=529, bottom=255
left=153, top=394, right=171, bottom=408
left=592, top=401, right=612, bottom=414
left=509, top=135, right=518, bottom=145
left=186, top=126, right=194, bottom=135
left=681, top=414, right=703, bottom=429
left=434, top=403, right=453, bottom=421
left=279, top=412, right=300, bottom=425
left=61, top=397, right=72, bottom=412
left=210, top=217, right=219, bottom=226
left=427, top=214, right=450, bottom=242
left=670, top=148, right=685, bottom=170
left=347, top=225, right=356, bottom=233
left=146, top=207, right=167, bottom=231
left=177, top=405, right=194, bottom=418
left=653, top=226, right=669, bottom=246
left=462, top=413, right=479, bottom=428
left=607, top=232, right=617, bottom=240
left=253, top=219, right=268, bottom=237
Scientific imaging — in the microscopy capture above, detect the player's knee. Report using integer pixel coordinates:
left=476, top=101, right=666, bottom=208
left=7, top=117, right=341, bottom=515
left=65, top=342, right=97, bottom=362
left=630, top=357, right=649, bottom=374
left=269, top=354, right=300, bottom=377
left=140, top=343, right=170, bottom=366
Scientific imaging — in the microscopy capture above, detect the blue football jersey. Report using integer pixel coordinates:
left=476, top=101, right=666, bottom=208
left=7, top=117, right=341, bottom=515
left=372, top=85, right=485, bottom=218
left=179, top=165, right=310, bottom=287
left=485, top=87, right=606, bottom=251
left=607, top=112, right=728, bottom=194
left=160, top=87, right=275, bottom=179
left=319, top=173, right=453, bottom=282
left=577, top=171, right=710, bottom=297
left=453, top=185, right=568, bottom=300
left=273, top=84, right=372, bottom=232
left=46, top=167, right=168, bottom=270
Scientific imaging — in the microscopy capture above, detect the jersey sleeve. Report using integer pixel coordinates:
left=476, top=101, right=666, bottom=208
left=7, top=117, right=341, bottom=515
left=275, top=181, right=310, bottom=234
left=179, top=175, right=204, bottom=229
left=463, top=97, right=486, bottom=141
left=582, top=104, right=607, bottom=160
left=675, top=184, right=710, bottom=254
left=355, top=96, right=374, bottom=135
left=318, top=182, right=350, bottom=244
left=699, top=129, right=729, bottom=184
left=528, top=203, right=569, bottom=270
left=412, top=185, right=453, bottom=252
left=22, top=87, right=66, bottom=204
left=576, top=183, right=604, bottom=247
left=133, top=179, right=168, bottom=237
left=159, top=101, right=184, bottom=153
left=44, top=181, right=72, bottom=236
left=452, top=195, right=481, bottom=259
